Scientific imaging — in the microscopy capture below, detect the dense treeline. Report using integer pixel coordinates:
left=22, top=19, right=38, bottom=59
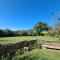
left=0, top=22, right=49, bottom=37
left=0, top=21, right=60, bottom=37
left=0, top=28, right=49, bottom=37
left=0, top=29, right=16, bottom=37
left=0, top=29, right=35, bottom=37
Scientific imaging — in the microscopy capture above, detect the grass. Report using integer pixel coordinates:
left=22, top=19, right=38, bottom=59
left=16, top=49, right=60, bottom=60
left=0, top=36, right=59, bottom=44
left=29, top=49, right=60, bottom=60
left=0, top=36, right=60, bottom=60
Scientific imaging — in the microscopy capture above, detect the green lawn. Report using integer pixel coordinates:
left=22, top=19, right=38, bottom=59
left=0, top=36, right=59, bottom=44
left=16, top=49, right=60, bottom=60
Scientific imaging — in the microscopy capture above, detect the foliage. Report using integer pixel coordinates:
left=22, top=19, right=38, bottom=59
left=0, top=29, right=5, bottom=37
left=15, top=29, right=34, bottom=36
left=54, top=22, right=60, bottom=35
left=4, top=29, right=16, bottom=37
left=0, top=22, right=51, bottom=37
left=0, top=21, right=59, bottom=37
left=33, top=22, right=49, bottom=36
left=0, top=29, right=16, bottom=37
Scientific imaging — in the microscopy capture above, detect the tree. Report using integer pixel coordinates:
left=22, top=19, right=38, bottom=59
left=0, top=29, right=5, bottom=37
left=4, top=29, right=16, bottom=37
left=33, top=22, right=48, bottom=36
left=15, top=30, right=22, bottom=36
left=55, top=22, right=60, bottom=33
left=27, top=29, right=34, bottom=36
left=54, top=19, right=60, bottom=38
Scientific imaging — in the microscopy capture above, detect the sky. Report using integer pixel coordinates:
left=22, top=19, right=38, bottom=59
left=0, top=0, right=60, bottom=30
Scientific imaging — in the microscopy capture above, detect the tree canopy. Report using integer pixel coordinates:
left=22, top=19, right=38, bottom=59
left=33, top=22, right=49, bottom=36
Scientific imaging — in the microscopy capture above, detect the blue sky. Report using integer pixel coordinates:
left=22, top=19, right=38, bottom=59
left=0, top=0, right=60, bottom=30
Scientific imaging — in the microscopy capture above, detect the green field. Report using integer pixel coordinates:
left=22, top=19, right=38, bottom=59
left=14, top=49, right=60, bottom=60
left=0, top=36, right=59, bottom=44
left=0, top=36, right=60, bottom=60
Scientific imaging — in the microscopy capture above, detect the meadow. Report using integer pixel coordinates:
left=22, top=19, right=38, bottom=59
left=0, top=36, right=59, bottom=44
